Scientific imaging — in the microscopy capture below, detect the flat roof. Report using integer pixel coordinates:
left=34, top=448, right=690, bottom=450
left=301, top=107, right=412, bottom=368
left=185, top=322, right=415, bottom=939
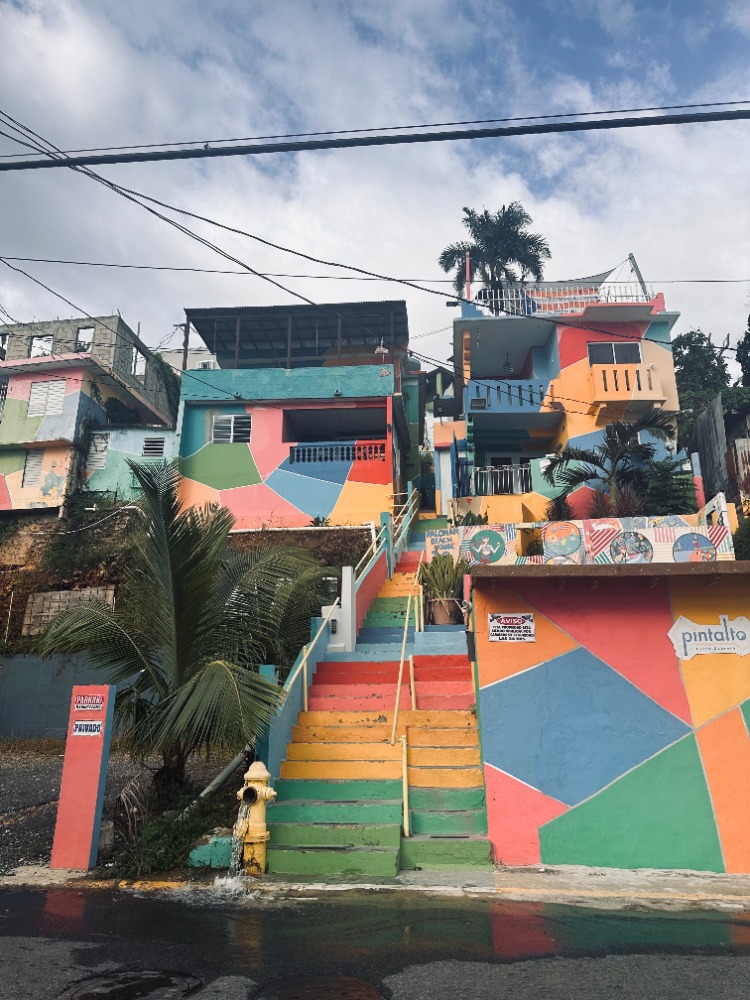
left=185, top=301, right=409, bottom=366
left=471, top=562, right=750, bottom=581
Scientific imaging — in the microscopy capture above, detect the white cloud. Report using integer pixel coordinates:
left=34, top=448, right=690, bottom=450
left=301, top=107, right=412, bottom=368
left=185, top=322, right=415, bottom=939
left=0, top=0, right=747, bottom=382
left=724, top=1, right=750, bottom=36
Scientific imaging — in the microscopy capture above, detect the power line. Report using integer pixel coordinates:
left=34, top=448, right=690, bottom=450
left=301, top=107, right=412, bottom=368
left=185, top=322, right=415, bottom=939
left=2, top=255, right=749, bottom=284
left=1, top=108, right=749, bottom=171
left=1, top=98, right=748, bottom=160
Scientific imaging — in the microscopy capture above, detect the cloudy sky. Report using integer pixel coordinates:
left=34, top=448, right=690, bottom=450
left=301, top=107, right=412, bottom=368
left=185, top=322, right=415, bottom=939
left=0, top=0, right=748, bottom=372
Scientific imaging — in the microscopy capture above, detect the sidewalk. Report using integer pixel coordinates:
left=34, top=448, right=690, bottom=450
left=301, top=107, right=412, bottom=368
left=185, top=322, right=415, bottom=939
left=4, top=863, right=750, bottom=912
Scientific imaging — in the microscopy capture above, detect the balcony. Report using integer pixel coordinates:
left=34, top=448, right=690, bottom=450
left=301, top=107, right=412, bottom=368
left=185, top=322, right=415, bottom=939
left=465, top=378, right=551, bottom=414
left=289, top=441, right=387, bottom=465
left=471, top=464, right=533, bottom=496
left=589, top=364, right=666, bottom=412
left=474, top=281, right=655, bottom=318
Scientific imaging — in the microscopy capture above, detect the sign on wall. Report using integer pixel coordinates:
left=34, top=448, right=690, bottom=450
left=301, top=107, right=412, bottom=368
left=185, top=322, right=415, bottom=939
left=489, top=613, right=536, bottom=642
left=668, top=615, right=750, bottom=660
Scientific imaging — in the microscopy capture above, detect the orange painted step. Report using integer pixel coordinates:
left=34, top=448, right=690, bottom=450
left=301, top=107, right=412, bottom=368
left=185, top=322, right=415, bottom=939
left=408, top=766, right=485, bottom=788
left=286, top=742, right=401, bottom=761
left=291, top=724, right=479, bottom=746
left=298, top=710, right=477, bottom=728
left=280, top=760, right=402, bottom=780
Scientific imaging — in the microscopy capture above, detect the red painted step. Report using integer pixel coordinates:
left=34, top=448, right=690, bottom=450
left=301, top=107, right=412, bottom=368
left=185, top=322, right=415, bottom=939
left=308, top=693, right=474, bottom=711
left=314, top=668, right=471, bottom=685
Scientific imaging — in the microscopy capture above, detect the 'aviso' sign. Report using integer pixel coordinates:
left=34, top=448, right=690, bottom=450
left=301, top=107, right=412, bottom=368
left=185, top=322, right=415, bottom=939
left=668, top=616, right=750, bottom=660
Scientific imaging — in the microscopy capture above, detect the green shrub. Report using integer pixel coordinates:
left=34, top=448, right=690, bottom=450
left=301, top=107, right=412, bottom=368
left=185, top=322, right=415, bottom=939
left=734, top=518, right=750, bottom=561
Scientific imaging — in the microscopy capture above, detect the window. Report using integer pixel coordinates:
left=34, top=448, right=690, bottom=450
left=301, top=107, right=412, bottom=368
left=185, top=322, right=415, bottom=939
left=198, top=361, right=214, bottom=370
left=0, top=377, right=7, bottom=423
left=29, top=335, right=53, bottom=358
left=132, top=350, right=146, bottom=380
left=587, top=342, right=642, bottom=365
left=22, top=450, right=43, bottom=488
left=75, top=326, right=95, bottom=352
left=86, top=432, right=109, bottom=471
left=212, top=414, right=252, bottom=443
left=27, top=379, right=66, bottom=417
left=142, top=437, right=165, bottom=457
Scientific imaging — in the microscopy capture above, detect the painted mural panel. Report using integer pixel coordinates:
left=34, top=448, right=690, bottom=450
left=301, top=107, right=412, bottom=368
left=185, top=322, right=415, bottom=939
left=474, top=575, right=750, bottom=873
left=179, top=401, right=394, bottom=528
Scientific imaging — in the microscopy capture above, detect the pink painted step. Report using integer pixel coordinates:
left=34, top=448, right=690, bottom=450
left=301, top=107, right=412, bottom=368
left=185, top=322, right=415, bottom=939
left=314, top=667, right=470, bottom=684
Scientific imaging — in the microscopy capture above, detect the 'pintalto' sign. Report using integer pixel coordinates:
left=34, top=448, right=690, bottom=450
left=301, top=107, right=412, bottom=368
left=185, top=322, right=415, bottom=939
left=668, top=616, right=750, bottom=660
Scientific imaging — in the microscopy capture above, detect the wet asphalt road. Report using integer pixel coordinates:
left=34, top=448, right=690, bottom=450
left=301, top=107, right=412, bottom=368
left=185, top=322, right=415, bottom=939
left=2, top=887, right=750, bottom=998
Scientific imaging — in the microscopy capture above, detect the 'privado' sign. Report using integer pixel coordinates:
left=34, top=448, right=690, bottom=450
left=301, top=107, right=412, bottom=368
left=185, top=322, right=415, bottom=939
left=668, top=615, right=750, bottom=660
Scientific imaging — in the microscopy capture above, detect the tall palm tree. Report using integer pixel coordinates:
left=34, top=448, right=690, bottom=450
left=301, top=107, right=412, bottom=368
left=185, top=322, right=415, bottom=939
left=38, top=461, right=329, bottom=792
left=439, top=203, right=551, bottom=314
left=543, top=409, right=676, bottom=513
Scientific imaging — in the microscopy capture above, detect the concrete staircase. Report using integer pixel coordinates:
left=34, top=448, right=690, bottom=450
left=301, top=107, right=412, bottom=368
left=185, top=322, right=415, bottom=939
left=266, top=533, right=491, bottom=878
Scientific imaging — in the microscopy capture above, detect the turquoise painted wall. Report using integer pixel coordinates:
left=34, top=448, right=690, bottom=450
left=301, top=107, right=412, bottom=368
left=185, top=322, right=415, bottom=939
left=86, top=427, right=178, bottom=500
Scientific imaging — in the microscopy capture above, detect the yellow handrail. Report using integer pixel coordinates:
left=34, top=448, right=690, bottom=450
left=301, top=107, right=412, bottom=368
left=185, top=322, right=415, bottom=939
left=400, top=733, right=410, bottom=837
left=409, top=654, right=416, bottom=710
left=285, top=597, right=341, bottom=713
left=415, top=550, right=425, bottom=632
left=390, top=592, right=413, bottom=745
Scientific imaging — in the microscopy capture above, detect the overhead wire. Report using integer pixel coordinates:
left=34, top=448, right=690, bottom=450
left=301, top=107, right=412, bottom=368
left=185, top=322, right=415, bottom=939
left=0, top=98, right=748, bottom=159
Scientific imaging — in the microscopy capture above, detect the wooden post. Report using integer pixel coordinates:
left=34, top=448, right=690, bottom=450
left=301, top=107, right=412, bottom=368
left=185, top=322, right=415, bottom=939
left=181, top=319, right=190, bottom=371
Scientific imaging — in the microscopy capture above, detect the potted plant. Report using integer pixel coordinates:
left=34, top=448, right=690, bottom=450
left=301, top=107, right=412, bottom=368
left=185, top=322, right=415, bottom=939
left=420, top=553, right=469, bottom=625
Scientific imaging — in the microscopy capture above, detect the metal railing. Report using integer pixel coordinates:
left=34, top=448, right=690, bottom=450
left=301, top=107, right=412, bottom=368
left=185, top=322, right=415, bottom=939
left=285, top=598, right=340, bottom=713
left=289, top=441, right=386, bottom=465
left=471, top=464, right=532, bottom=496
left=354, top=522, right=387, bottom=581
left=415, top=550, right=425, bottom=633
left=390, top=594, right=414, bottom=745
left=393, top=489, right=419, bottom=552
left=474, top=281, right=655, bottom=317
left=400, top=733, right=410, bottom=838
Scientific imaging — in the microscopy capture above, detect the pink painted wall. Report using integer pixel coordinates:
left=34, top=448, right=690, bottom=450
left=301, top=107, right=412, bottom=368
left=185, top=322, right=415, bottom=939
left=355, top=550, right=388, bottom=633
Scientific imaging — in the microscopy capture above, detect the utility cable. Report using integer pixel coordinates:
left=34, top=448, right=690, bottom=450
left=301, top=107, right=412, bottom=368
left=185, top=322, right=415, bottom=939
left=1, top=108, right=749, bottom=171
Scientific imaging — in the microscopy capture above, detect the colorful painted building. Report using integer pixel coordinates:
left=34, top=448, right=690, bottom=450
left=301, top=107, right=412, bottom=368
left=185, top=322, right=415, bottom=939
left=0, top=317, right=174, bottom=512
left=434, top=274, right=682, bottom=521
left=178, top=302, right=424, bottom=528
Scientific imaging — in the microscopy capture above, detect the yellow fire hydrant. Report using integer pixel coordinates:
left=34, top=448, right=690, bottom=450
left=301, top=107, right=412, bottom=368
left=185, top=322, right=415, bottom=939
left=234, top=760, right=277, bottom=875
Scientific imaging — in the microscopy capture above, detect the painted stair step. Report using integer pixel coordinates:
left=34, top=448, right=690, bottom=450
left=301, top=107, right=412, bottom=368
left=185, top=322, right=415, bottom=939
left=409, top=809, right=488, bottom=836
left=280, top=760, right=402, bottom=780
left=298, top=710, right=478, bottom=728
left=273, top=779, right=401, bottom=802
left=285, top=744, right=480, bottom=766
left=307, top=695, right=473, bottom=712
left=357, top=628, right=415, bottom=642
left=267, top=845, right=399, bottom=877
left=424, top=625, right=467, bottom=633
left=291, top=726, right=479, bottom=747
left=410, top=787, right=486, bottom=810
left=267, top=800, right=403, bottom=824
left=312, top=668, right=470, bottom=684
left=310, top=682, right=473, bottom=698
left=408, top=766, right=485, bottom=788
left=269, top=823, right=402, bottom=848
left=319, top=655, right=470, bottom=670
left=399, top=835, right=491, bottom=870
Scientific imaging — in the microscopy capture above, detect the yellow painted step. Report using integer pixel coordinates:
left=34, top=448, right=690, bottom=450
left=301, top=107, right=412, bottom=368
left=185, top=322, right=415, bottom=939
left=280, top=760, right=402, bottom=780
left=408, top=747, right=480, bottom=767
left=299, top=710, right=478, bottom=729
left=286, top=742, right=401, bottom=761
left=292, top=724, right=479, bottom=746
left=408, top=766, right=485, bottom=788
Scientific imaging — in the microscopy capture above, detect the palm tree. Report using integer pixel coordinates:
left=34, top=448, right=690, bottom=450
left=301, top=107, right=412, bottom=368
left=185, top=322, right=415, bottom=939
left=542, top=409, right=676, bottom=515
left=438, top=203, right=551, bottom=314
left=38, top=461, right=329, bottom=793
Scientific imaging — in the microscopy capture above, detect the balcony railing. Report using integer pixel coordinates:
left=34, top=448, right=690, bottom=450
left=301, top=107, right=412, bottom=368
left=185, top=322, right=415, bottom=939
left=472, top=464, right=532, bottom=496
left=466, top=378, right=550, bottom=414
left=289, top=441, right=386, bottom=464
left=589, top=365, right=666, bottom=408
left=474, top=282, right=655, bottom=318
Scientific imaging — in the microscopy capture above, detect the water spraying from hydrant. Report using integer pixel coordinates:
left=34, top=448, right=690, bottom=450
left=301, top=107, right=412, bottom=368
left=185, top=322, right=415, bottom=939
left=229, top=761, right=276, bottom=876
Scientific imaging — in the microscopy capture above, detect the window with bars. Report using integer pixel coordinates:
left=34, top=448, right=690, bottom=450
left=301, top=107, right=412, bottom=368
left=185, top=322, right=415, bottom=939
left=22, top=450, right=43, bottom=488
left=0, top=377, right=7, bottom=423
left=86, top=432, right=110, bottom=471
left=212, top=414, right=252, bottom=443
left=142, top=437, right=165, bottom=457
left=27, top=379, right=66, bottom=417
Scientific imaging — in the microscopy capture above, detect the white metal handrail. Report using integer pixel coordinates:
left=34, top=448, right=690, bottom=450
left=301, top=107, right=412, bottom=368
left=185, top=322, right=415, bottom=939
left=400, top=733, right=410, bottom=838
left=354, top=523, right=387, bottom=581
left=393, top=490, right=419, bottom=550
left=285, top=597, right=340, bottom=713
left=390, top=593, right=413, bottom=745
left=415, top=550, right=425, bottom=633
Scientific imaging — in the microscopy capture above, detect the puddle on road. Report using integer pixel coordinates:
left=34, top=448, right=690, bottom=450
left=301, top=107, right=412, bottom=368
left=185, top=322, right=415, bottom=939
left=60, top=970, right=202, bottom=999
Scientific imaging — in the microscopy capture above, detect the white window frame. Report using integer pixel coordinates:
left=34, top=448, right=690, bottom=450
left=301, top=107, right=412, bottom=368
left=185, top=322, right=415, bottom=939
left=86, top=432, right=110, bottom=472
left=212, top=414, right=252, bottom=444
left=587, top=342, right=642, bottom=366
left=22, top=450, right=43, bottom=488
left=27, top=379, right=66, bottom=417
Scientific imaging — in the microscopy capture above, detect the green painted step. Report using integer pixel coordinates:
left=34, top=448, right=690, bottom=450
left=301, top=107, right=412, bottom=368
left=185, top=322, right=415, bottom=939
left=410, top=787, right=486, bottom=811
left=370, top=597, right=412, bottom=612
left=409, top=810, right=488, bottom=836
left=268, top=800, right=402, bottom=825
left=269, top=823, right=401, bottom=848
left=399, top=835, right=491, bottom=870
left=362, top=611, right=417, bottom=627
left=274, top=779, right=401, bottom=802
left=267, top=846, right=399, bottom=877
